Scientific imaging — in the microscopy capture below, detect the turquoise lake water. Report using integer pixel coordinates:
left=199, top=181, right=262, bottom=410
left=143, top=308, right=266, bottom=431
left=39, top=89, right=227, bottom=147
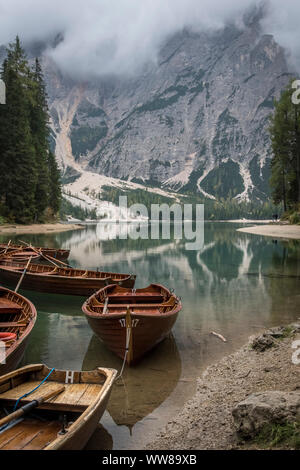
left=1, top=222, right=299, bottom=449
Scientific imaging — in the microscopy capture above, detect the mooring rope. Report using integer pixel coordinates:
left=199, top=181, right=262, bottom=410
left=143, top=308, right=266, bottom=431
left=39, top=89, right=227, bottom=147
left=116, top=323, right=131, bottom=380
left=13, top=368, right=55, bottom=411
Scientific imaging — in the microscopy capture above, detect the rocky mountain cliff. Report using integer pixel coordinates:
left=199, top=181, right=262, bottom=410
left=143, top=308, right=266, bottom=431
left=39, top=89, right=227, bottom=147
left=3, top=15, right=293, bottom=202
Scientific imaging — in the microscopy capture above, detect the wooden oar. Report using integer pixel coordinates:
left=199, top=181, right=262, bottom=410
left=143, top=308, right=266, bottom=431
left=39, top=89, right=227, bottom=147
left=19, top=240, right=59, bottom=266
left=41, top=252, right=72, bottom=268
left=0, top=385, right=65, bottom=432
left=3, top=240, right=11, bottom=255
left=0, top=247, right=21, bottom=258
left=19, top=240, right=72, bottom=269
left=15, top=256, right=32, bottom=293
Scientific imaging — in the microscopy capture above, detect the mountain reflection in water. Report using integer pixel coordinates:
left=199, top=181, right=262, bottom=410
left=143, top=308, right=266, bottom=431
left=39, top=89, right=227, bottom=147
left=1, top=222, right=299, bottom=449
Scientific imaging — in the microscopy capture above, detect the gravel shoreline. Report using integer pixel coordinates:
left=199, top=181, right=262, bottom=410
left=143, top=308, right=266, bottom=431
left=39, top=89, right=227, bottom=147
left=146, top=326, right=300, bottom=450
left=237, top=224, right=300, bottom=239
left=0, top=223, right=84, bottom=234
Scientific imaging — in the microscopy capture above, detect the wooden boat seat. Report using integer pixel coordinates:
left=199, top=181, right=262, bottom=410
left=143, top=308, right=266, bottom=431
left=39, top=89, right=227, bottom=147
left=0, top=322, right=27, bottom=328
left=107, top=295, right=164, bottom=304
left=0, top=307, right=23, bottom=314
left=0, top=381, right=103, bottom=413
left=0, top=298, right=23, bottom=314
left=105, top=303, right=172, bottom=308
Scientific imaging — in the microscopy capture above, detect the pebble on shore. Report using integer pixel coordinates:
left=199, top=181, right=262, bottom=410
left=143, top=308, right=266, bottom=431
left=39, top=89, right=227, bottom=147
left=146, top=324, right=300, bottom=450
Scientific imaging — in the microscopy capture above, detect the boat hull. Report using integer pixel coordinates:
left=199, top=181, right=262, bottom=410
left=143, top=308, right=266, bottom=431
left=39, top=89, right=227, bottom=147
left=0, top=268, right=136, bottom=296
left=0, top=333, right=29, bottom=376
left=0, top=244, right=70, bottom=261
left=53, top=386, right=113, bottom=450
left=87, top=312, right=179, bottom=364
left=0, top=287, right=37, bottom=376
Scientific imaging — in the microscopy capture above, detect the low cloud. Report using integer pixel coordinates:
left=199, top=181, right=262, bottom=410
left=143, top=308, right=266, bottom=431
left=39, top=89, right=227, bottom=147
left=0, top=0, right=299, bottom=78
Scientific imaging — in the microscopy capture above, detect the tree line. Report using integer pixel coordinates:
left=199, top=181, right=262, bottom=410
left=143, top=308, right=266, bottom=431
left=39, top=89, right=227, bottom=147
left=269, top=80, right=300, bottom=220
left=0, top=36, right=61, bottom=224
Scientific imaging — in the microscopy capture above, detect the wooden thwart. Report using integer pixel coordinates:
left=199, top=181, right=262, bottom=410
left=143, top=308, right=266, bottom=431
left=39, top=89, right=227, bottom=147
left=0, top=385, right=65, bottom=429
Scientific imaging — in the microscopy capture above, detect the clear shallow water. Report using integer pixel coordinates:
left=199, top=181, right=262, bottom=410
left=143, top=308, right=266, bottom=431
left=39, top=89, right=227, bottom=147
left=0, top=222, right=299, bottom=449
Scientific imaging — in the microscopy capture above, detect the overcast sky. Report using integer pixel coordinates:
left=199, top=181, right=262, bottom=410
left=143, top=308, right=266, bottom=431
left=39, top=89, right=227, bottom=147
left=0, top=0, right=299, bottom=77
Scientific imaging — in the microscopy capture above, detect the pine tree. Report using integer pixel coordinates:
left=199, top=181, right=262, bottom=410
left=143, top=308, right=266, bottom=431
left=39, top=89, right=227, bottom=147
left=29, top=58, right=50, bottom=221
left=269, top=80, right=300, bottom=210
left=0, top=37, right=37, bottom=223
left=0, top=37, right=62, bottom=223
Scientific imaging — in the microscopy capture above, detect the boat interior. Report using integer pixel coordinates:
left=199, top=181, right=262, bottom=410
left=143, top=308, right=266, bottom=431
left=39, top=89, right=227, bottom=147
left=0, top=288, right=32, bottom=346
left=0, top=365, right=107, bottom=450
left=86, top=284, right=179, bottom=315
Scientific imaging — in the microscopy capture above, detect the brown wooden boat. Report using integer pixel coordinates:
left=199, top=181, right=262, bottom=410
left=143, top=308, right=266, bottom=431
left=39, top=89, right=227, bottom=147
left=0, top=260, right=136, bottom=296
left=82, top=284, right=182, bottom=365
left=0, top=243, right=70, bottom=261
left=0, top=287, right=37, bottom=376
left=0, top=249, right=41, bottom=262
left=0, top=364, right=117, bottom=450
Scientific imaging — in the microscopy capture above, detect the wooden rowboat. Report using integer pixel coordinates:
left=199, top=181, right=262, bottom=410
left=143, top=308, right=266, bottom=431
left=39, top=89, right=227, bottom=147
left=0, top=260, right=136, bottom=296
left=0, top=243, right=70, bottom=261
left=82, top=284, right=182, bottom=365
left=0, top=249, right=41, bottom=262
left=0, top=364, right=117, bottom=450
left=0, top=287, right=37, bottom=376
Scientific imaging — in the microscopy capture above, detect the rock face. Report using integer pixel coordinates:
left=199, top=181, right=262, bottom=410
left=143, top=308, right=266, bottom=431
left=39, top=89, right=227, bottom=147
left=0, top=13, right=293, bottom=201
left=232, top=391, right=300, bottom=439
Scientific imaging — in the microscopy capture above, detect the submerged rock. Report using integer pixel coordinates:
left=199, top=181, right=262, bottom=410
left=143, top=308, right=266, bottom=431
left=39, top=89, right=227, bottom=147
left=232, top=391, right=300, bottom=439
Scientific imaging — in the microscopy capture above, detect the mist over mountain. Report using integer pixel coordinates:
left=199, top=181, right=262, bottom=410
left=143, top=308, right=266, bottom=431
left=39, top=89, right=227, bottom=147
left=41, top=16, right=291, bottom=201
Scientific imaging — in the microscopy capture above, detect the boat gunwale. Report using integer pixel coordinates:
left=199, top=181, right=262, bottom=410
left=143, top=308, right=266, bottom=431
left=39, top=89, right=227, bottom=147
left=0, top=262, right=136, bottom=282
left=0, top=244, right=69, bottom=258
left=0, top=286, right=37, bottom=361
left=82, top=283, right=182, bottom=319
left=43, top=365, right=117, bottom=450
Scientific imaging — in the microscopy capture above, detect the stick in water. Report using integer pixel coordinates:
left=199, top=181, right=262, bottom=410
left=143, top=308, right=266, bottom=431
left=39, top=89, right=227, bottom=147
left=210, top=331, right=227, bottom=343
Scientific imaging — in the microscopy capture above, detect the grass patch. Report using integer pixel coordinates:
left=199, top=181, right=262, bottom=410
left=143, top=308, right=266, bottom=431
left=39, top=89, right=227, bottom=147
left=254, top=422, right=300, bottom=449
left=279, top=326, right=295, bottom=339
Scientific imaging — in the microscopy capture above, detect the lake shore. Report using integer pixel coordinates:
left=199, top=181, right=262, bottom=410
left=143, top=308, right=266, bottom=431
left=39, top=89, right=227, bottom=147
left=0, top=222, right=84, bottom=235
left=237, top=224, right=300, bottom=239
left=146, top=325, right=300, bottom=450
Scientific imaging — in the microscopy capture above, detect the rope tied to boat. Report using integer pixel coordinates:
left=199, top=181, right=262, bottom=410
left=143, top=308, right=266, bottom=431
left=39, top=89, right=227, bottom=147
left=116, top=312, right=132, bottom=380
left=13, top=368, right=55, bottom=411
